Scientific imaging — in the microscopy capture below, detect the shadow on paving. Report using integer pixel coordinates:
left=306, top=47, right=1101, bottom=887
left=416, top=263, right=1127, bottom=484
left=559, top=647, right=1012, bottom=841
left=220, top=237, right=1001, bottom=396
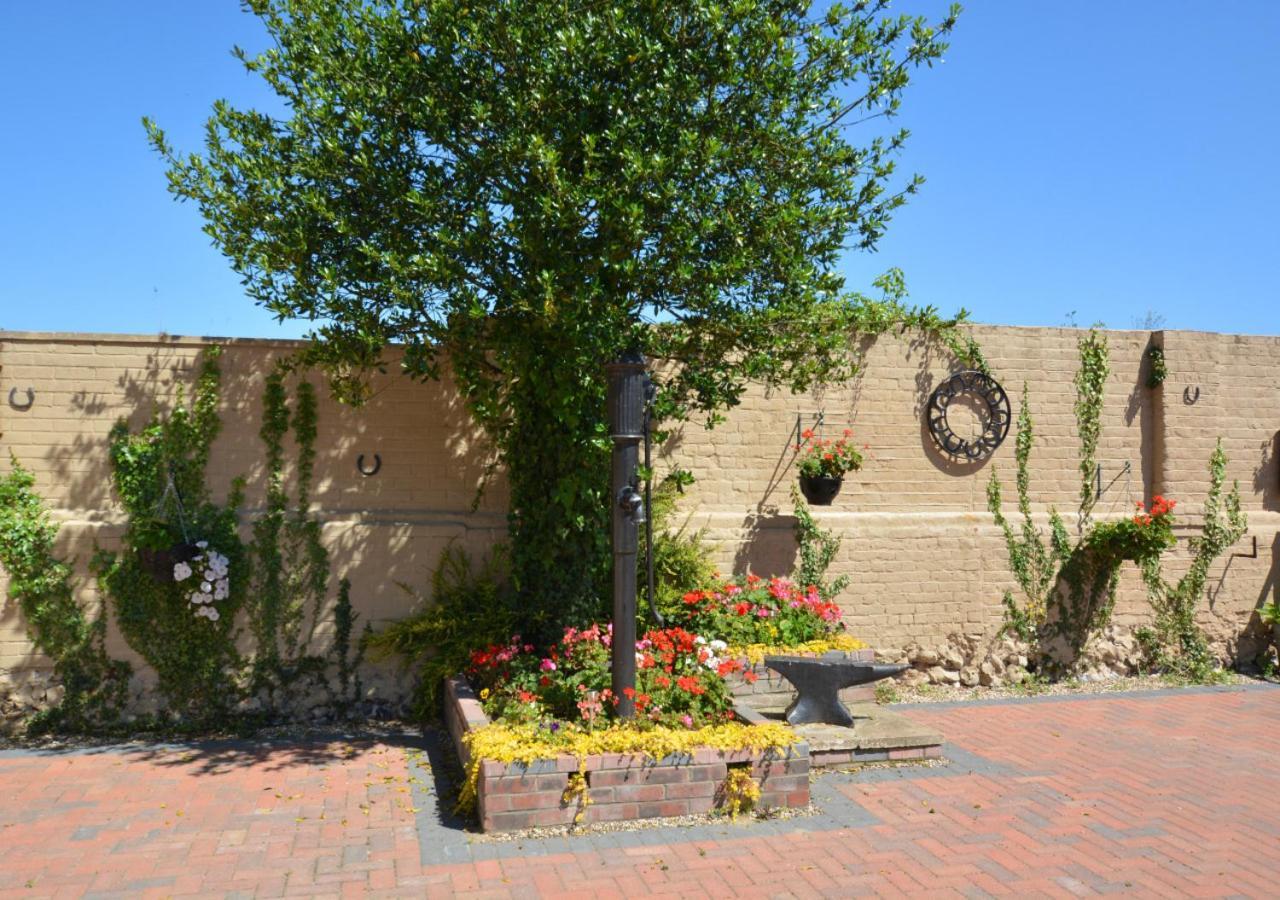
left=0, top=729, right=431, bottom=777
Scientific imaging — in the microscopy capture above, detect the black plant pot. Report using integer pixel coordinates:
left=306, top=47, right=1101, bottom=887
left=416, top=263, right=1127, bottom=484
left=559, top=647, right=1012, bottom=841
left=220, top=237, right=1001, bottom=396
left=799, top=474, right=843, bottom=506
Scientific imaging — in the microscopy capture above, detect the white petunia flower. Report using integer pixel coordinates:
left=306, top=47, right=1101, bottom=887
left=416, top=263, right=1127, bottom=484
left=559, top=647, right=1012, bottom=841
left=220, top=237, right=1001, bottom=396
left=709, top=639, right=728, bottom=653
left=173, top=562, right=192, bottom=582
left=694, top=635, right=707, bottom=645
left=195, top=541, right=208, bottom=549
left=201, top=581, right=212, bottom=593
left=206, top=607, right=220, bottom=621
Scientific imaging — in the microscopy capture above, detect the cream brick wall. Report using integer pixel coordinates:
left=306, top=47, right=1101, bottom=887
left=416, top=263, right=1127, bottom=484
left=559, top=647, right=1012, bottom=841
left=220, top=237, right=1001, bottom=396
left=1, top=324, right=1277, bottom=702
left=0, top=333, right=507, bottom=696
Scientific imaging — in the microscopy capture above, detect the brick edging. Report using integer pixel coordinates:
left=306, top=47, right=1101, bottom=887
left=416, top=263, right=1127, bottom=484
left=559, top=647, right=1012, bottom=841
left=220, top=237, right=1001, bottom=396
left=443, top=675, right=811, bottom=832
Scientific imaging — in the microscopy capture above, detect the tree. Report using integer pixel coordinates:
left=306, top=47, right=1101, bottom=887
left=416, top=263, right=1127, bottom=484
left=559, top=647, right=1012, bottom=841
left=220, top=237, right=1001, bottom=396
left=147, top=0, right=971, bottom=636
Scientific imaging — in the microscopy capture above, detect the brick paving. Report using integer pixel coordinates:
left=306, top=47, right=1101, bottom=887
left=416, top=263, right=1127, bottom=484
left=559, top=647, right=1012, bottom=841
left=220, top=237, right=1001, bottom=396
left=0, top=684, right=1276, bottom=898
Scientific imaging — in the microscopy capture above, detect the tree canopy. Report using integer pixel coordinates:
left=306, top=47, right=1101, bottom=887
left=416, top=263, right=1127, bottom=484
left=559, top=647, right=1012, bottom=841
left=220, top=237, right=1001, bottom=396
left=149, top=0, right=972, bottom=633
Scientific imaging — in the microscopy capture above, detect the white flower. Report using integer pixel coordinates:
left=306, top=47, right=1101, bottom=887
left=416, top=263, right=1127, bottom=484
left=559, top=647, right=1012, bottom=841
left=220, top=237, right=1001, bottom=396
left=703, top=655, right=720, bottom=671
left=206, top=607, right=220, bottom=621
left=213, top=583, right=228, bottom=601
left=694, top=635, right=707, bottom=645
left=189, top=592, right=205, bottom=604
left=201, top=581, right=212, bottom=594
left=709, top=639, right=728, bottom=653
left=195, top=541, right=208, bottom=549
left=173, top=562, right=192, bottom=582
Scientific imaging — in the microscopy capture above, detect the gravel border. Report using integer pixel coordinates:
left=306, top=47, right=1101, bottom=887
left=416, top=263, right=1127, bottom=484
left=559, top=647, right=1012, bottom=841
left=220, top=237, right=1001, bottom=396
left=883, top=671, right=1276, bottom=706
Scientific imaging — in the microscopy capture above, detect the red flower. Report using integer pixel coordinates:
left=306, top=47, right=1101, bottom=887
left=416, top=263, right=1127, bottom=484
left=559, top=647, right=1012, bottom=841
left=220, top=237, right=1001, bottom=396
left=734, top=602, right=751, bottom=616
left=655, top=675, right=671, bottom=688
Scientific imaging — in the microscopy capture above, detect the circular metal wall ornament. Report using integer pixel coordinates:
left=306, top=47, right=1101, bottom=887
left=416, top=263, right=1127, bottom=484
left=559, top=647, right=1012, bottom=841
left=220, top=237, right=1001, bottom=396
left=926, top=370, right=1011, bottom=461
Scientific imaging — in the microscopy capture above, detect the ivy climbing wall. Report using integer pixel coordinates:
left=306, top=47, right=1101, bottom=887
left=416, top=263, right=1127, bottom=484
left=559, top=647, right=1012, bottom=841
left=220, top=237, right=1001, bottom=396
left=1, top=324, right=1277, bottom=709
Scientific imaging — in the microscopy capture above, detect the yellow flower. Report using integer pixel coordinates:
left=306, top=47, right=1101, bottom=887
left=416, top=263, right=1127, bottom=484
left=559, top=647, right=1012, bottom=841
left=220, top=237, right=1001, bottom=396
left=479, top=688, right=490, bottom=700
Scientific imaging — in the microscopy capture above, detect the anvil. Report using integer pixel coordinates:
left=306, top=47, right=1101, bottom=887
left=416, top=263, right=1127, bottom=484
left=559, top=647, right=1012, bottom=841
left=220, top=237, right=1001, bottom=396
left=764, top=655, right=909, bottom=727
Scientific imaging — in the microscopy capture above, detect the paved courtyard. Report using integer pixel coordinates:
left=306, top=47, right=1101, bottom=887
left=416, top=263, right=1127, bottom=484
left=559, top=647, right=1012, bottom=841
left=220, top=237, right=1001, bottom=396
left=0, top=684, right=1276, bottom=898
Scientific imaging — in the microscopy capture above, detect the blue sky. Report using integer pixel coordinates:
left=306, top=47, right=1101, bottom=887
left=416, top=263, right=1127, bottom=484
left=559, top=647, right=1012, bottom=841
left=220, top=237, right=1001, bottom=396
left=1, top=1, right=1276, bottom=338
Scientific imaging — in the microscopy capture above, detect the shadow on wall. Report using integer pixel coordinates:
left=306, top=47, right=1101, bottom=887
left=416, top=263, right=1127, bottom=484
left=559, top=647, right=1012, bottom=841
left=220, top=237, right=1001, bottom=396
left=1254, top=430, right=1280, bottom=513
left=18, top=337, right=506, bottom=688
left=1234, top=532, right=1280, bottom=666
left=731, top=507, right=797, bottom=579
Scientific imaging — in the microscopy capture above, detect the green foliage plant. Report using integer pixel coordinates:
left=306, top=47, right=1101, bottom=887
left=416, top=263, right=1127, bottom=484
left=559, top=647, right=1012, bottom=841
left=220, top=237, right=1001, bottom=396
left=0, top=460, right=131, bottom=732
left=795, top=428, right=865, bottom=479
left=94, top=348, right=249, bottom=722
left=329, top=577, right=371, bottom=713
left=1074, top=328, right=1109, bottom=522
left=1137, top=441, right=1246, bottom=682
left=986, top=385, right=1070, bottom=643
left=147, top=0, right=978, bottom=637
left=791, top=486, right=850, bottom=602
left=1145, top=346, right=1167, bottom=389
left=245, top=368, right=332, bottom=711
left=365, top=545, right=518, bottom=720
left=642, top=476, right=717, bottom=622
left=989, top=329, right=1145, bottom=661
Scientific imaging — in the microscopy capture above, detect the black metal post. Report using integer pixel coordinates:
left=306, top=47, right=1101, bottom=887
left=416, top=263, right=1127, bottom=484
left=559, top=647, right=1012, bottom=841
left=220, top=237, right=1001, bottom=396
left=606, top=350, right=647, bottom=719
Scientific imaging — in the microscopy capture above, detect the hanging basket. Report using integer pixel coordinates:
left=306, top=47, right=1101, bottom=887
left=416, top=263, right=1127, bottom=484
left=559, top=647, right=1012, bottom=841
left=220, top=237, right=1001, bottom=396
left=138, top=542, right=201, bottom=582
left=798, top=474, right=843, bottom=506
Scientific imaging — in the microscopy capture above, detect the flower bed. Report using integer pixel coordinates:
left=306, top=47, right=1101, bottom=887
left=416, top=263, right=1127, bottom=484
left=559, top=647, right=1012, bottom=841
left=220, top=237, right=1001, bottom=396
left=445, top=676, right=809, bottom=832
left=442, top=575, right=876, bottom=830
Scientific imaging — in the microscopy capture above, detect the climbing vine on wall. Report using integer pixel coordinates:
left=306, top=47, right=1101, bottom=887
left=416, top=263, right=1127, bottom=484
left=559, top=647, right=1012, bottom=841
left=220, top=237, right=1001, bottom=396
left=1073, top=328, right=1109, bottom=522
left=0, top=460, right=131, bottom=732
left=791, top=486, right=851, bottom=602
left=245, top=368, right=333, bottom=711
left=986, top=385, right=1069, bottom=643
left=94, top=347, right=249, bottom=721
left=1138, top=441, right=1246, bottom=681
left=990, top=330, right=1243, bottom=678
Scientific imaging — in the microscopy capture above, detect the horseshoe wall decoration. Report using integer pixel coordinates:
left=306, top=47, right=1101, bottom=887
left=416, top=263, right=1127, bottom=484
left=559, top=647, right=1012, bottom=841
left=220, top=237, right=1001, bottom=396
left=356, top=453, right=382, bottom=477
left=1183, top=385, right=1200, bottom=405
left=925, top=370, right=1011, bottom=462
left=8, top=387, right=34, bottom=411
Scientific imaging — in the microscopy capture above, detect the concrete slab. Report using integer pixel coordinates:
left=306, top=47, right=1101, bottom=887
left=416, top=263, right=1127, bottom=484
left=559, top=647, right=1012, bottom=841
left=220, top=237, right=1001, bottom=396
left=754, top=701, right=943, bottom=758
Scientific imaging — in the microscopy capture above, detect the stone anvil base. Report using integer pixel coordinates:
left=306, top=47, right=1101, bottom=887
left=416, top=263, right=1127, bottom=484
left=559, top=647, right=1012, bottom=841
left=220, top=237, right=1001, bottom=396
left=764, top=655, right=909, bottom=727
left=749, top=701, right=944, bottom=767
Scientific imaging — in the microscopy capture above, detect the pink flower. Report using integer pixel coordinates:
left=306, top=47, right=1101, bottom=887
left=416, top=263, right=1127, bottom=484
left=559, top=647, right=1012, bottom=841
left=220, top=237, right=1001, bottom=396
left=681, top=715, right=694, bottom=729
left=540, top=658, right=557, bottom=672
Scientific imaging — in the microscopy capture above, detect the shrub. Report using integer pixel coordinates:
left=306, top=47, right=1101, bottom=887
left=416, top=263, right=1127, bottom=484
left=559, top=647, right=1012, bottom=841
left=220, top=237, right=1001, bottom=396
left=0, top=460, right=130, bottom=732
left=643, top=476, right=717, bottom=621
left=364, top=545, right=518, bottom=720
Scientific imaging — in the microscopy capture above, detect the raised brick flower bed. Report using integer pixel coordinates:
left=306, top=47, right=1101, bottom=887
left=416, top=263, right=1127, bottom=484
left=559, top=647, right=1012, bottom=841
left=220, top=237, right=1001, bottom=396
left=445, top=676, right=810, bottom=833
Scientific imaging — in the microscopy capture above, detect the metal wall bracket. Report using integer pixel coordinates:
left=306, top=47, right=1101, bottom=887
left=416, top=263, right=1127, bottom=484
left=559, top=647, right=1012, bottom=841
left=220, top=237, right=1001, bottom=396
left=1232, top=535, right=1259, bottom=559
left=1094, top=461, right=1132, bottom=500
